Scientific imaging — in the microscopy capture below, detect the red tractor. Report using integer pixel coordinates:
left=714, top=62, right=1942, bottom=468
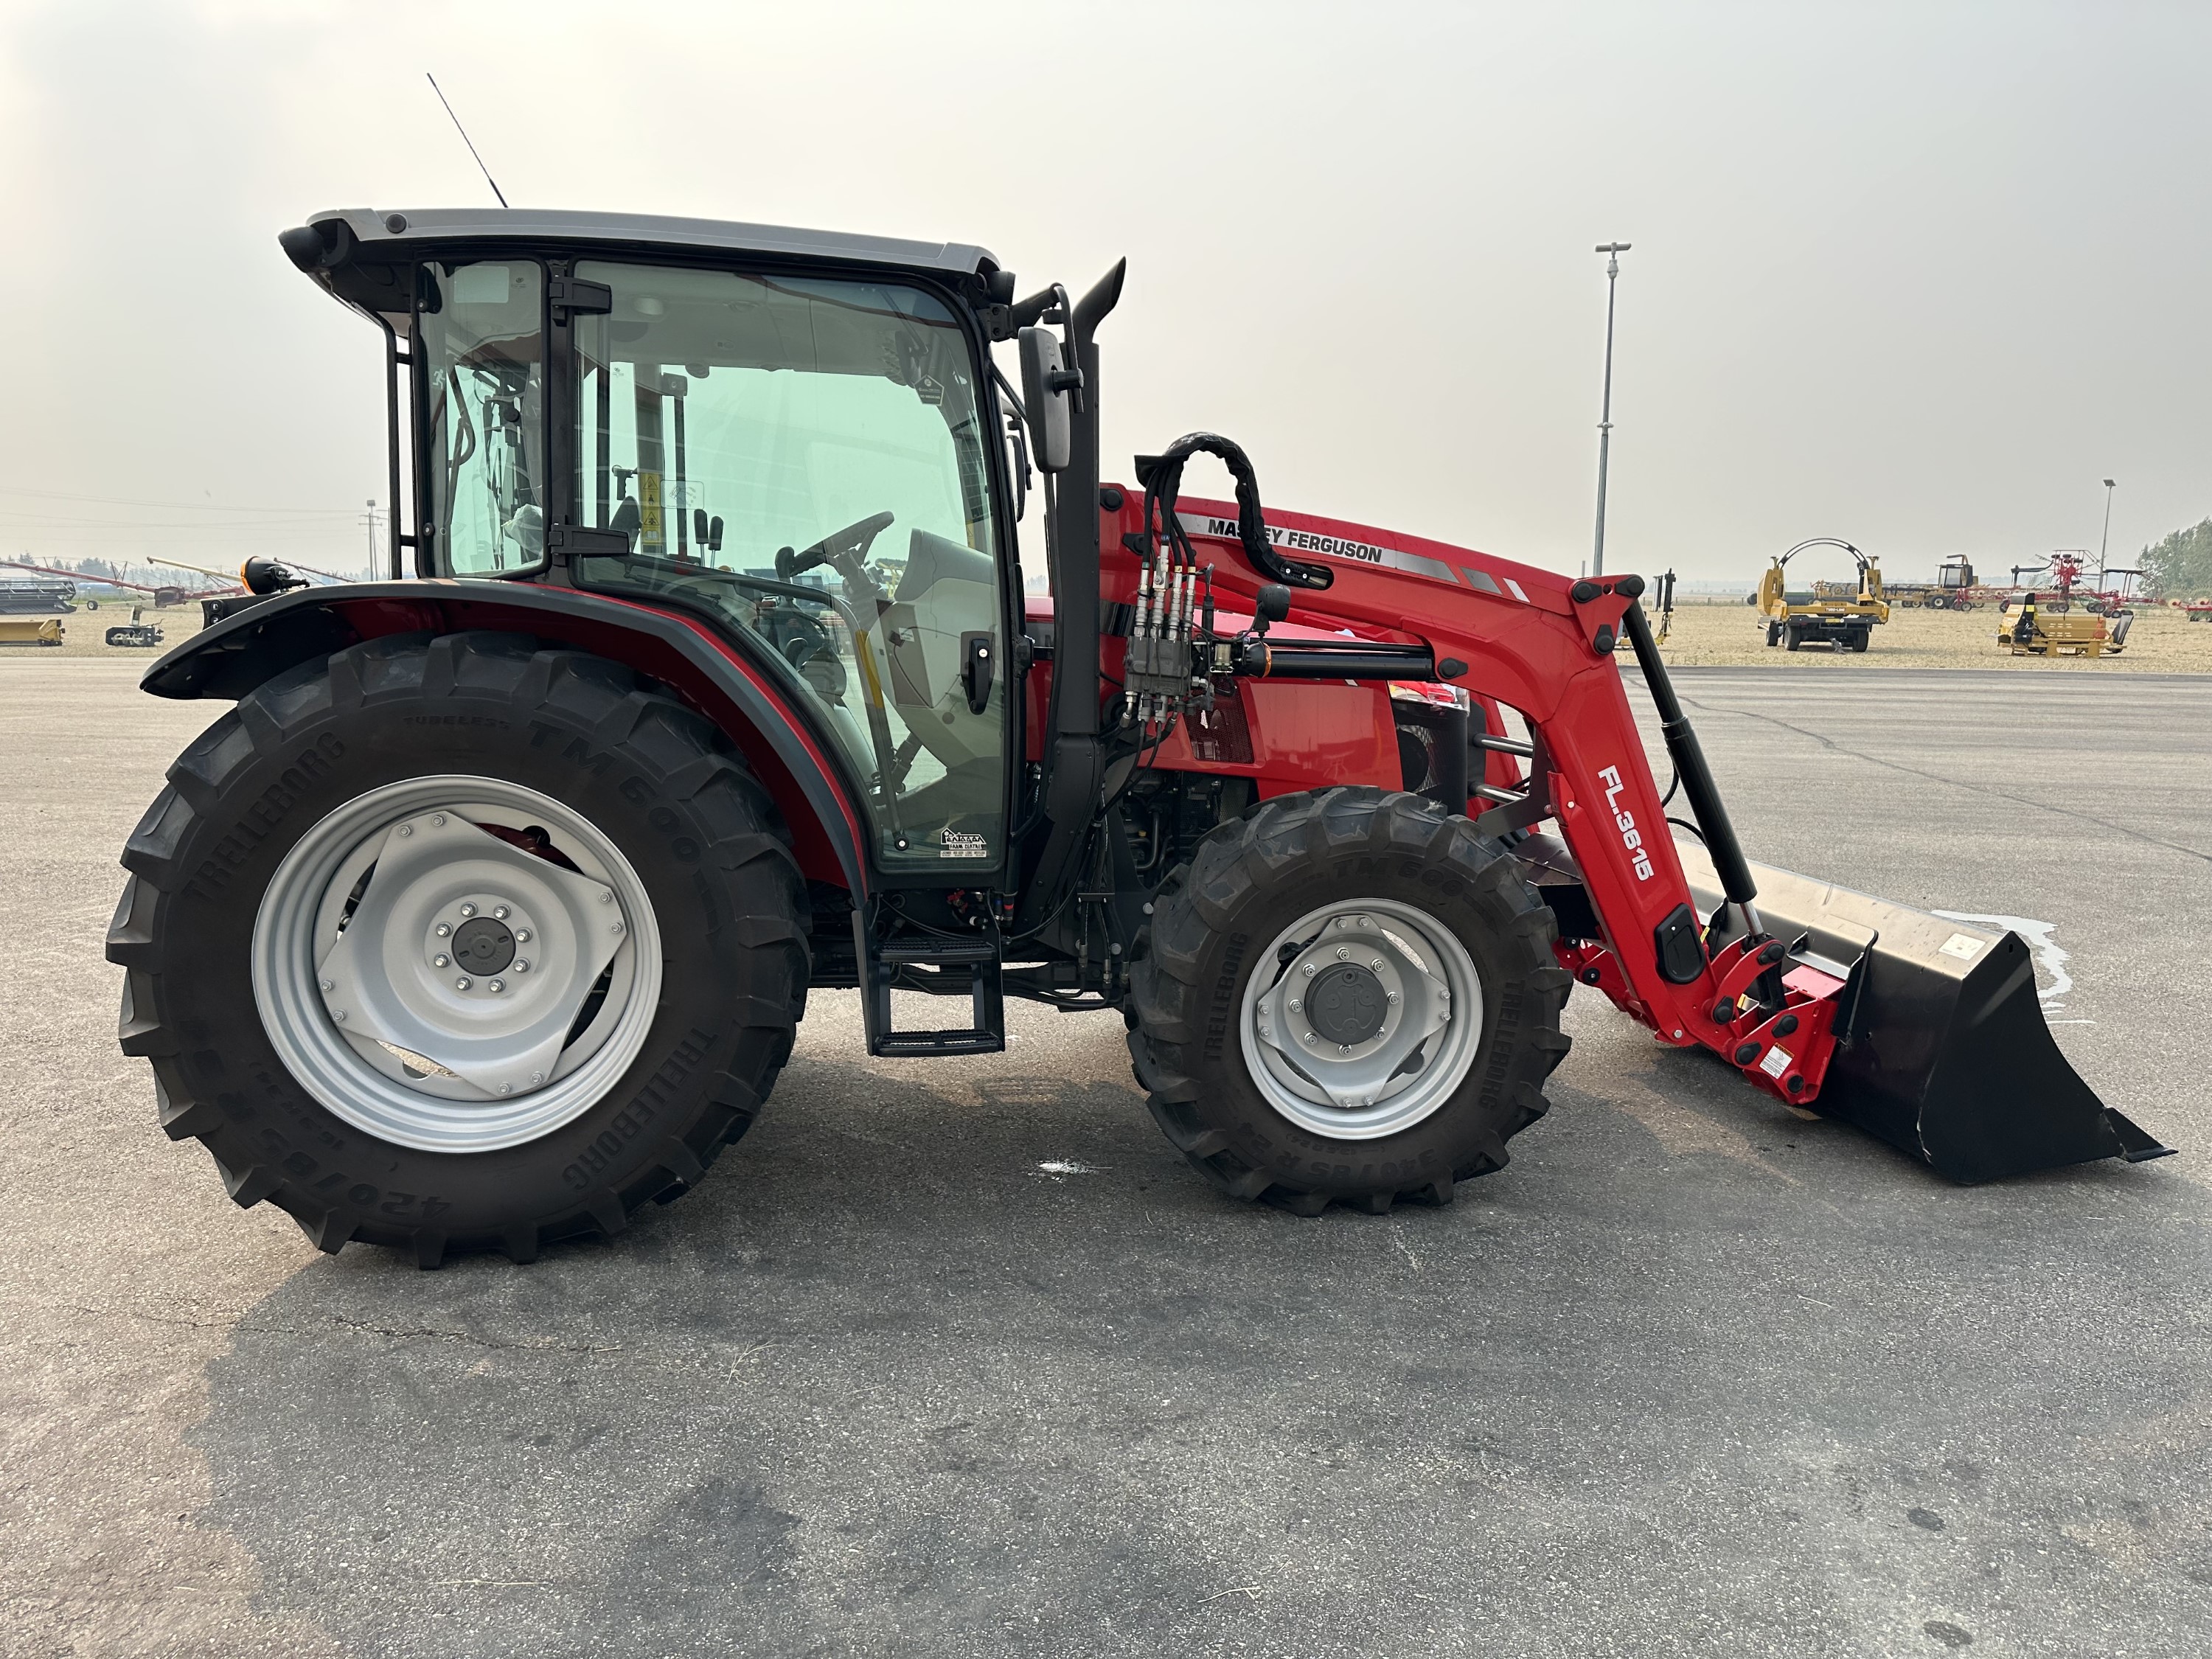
left=108, top=209, right=2167, bottom=1265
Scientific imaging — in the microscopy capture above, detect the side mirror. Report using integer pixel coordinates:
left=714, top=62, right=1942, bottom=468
left=1018, top=326, right=1074, bottom=473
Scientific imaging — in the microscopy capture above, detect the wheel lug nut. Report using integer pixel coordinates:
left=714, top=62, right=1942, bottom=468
left=611, top=921, right=624, bottom=935
left=493, top=905, right=509, bottom=920
left=435, top=922, right=451, bottom=937
left=332, top=1009, right=347, bottom=1022
left=1371, top=959, right=1384, bottom=970
left=1335, top=946, right=1349, bottom=959
left=498, top=1082, right=512, bottom=1095
left=459, top=902, right=477, bottom=918
left=1288, top=999, right=1301, bottom=1012
left=1338, top=1044, right=1351, bottom=1055
left=319, top=978, right=334, bottom=992
left=515, top=929, right=531, bottom=943
left=514, top=959, right=530, bottom=973
left=397, top=824, right=414, bottom=838
left=431, top=813, right=448, bottom=827
left=530, top=1071, right=545, bottom=1085
left=1387, top=992, right=1400, bottom=1004
left=1304, top=1032, right=1318, bottom=1045
left=1303, top=963, right=1318, bottom=976
left=599, top=891, right=613, bottom=905
left=456, top=976, right=472, bottom=990
left=434, top=953, right=449, bottom=968
left=490, top=979, right=506, bottom=993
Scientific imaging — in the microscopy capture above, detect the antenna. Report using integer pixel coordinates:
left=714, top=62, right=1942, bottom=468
left=425, top=73, right=509, bottom=209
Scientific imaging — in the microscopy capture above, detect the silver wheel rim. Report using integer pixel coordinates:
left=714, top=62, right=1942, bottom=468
left=1238, top=897, right=1484, bottom=1141
left=251, top=776, right=663, bottom=1153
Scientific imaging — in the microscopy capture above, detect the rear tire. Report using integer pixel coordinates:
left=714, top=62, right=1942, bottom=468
left=107, top=633, right=809, bottom=1265
left=1130, top=788, right=1571, bottom=1214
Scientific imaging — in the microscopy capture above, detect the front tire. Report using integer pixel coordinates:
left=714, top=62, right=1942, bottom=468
left=107, top=633, right=809, bottom=1265
left=1130, top=789, right=1571, bottom=1214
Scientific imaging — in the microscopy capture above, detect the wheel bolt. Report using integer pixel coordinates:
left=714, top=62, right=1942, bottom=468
left=436, top=922, right=451, bottom=937
left=1387, top=991, right=1399, bottom=1004
left=319, top=978, right=334, bottom=992
left=459, top=902, right=477, bottom=918
left=1304, top=1032, right=1318, bottom=1045
left=493, top=905, right=509, bottom=920
left=1335, top=947, right=1349, bottom=960
left=530, top=1071, right=545, bottom=1085
left=431, top=814, right=448, bottom=827
left=1288, top=999, right=1301, bottom=1012
left=332, top=1009, right=347, bottom=1022
left=434, top=953, right=449, bottom=967
left=397, top=824, right=414, bottom=838
left=490, top=979, right=506, bottom=993
left=456, top=977, right=472, bottom=990
left=1303, top=963, right=1318, bottom=976
left=611, top=921, right=624, bottom=935
left=1371, top=959, right=1384, bottom=970
left=498, top=1082, right=512, bottom=1095
left=1338, top=1044, right=1351, bottom=1055
left=513, top=959, right=529, bottom=973
left=599, top=891, right=613, bottom=905
left=515, top=929, right=531, bottom=943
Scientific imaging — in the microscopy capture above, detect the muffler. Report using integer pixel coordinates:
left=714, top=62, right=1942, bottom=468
left=1677, top=844, right=2172, bottom=1183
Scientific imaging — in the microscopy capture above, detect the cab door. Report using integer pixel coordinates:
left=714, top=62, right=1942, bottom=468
left=557, top=259, right=1015, bottom=880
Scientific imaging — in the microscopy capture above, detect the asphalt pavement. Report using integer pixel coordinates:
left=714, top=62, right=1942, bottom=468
left=3, top=659, right=2208, bottom=1658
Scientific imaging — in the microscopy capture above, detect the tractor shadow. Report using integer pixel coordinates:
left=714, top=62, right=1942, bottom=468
left=193, top=1015, right=2212, bottom=1658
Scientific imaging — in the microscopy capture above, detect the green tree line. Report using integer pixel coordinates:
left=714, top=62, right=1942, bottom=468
left=2143, top=519, right=2212, bottom=599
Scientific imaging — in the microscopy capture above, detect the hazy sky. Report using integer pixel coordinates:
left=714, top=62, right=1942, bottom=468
left=1, top=0, right=2205, bottom=585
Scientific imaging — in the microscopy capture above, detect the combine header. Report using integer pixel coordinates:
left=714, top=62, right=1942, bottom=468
left=105, top=207, right=2170, bottom=1265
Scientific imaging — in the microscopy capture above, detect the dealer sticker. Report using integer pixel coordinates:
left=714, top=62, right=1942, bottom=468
left=1938, top=932, right=1985, bottom=961
left=939, top=830, right=989, bottom=859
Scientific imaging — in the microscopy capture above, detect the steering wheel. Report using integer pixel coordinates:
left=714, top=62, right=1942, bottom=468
left=776, top=511, right=895, bottom=585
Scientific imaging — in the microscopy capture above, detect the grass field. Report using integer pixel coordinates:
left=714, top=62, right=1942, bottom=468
left=1652, top=594, right=2212, bottom=672
left=0, top=602, right=211, bottom=660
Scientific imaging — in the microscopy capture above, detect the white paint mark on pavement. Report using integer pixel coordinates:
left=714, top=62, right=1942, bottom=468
left=1933, top=911, right=2079, bottom=1015
left=1035, top=1159, right=1108, bottom=1177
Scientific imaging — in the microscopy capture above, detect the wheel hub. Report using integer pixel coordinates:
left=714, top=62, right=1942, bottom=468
left=1307, top=963, right=1387, bottom=1045
left=253, top=776, right=662, bottom=1153
left=1242, top=900, right=1484, bottom=1139
left=448, top=914, right=517, bottom=975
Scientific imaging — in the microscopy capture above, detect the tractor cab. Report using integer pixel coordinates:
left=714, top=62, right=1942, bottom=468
left=291, top=209, right=1027, bottom=883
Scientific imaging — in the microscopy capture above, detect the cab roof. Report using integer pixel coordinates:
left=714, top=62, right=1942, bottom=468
left=300, top=206, right=1000, bottom=277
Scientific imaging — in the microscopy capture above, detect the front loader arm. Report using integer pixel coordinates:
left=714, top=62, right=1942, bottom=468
left=1158, top=495, right=1837, bottom=1103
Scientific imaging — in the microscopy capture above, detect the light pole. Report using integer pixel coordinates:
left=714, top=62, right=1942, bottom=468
left=1591, top=243, right=1631, bottom=578
left=2098, top=478, right=2115, bottom=577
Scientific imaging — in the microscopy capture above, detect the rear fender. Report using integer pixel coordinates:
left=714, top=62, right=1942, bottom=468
left=140, top=580, right=867, bottom=894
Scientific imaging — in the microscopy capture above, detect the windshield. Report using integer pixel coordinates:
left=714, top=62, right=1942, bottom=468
left=417, top=261, right=546, bottom=576
left=568, top=260, right=1006, bottom=872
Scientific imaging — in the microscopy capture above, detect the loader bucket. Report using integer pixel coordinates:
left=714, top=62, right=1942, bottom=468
left=1677, top=845, right=2172, bottom=1183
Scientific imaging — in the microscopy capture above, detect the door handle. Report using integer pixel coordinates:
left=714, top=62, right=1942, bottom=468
left=961, top=631, right=995, bottom=714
